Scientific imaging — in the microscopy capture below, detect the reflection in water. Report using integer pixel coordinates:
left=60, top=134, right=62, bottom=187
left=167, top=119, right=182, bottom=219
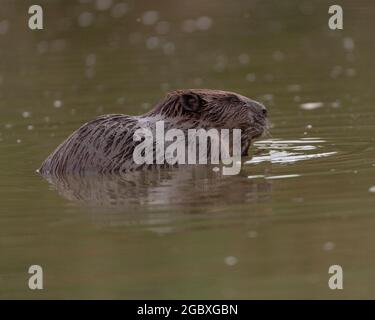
left=41, top=165, right=273, bottom=233
left=42, top=165, right=272, bottom=210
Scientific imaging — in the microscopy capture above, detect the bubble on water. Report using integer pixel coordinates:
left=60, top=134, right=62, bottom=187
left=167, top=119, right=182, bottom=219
left=262, top=94, right=273, bottom=101
left=22, top=111, right=31, bottom=118
left=27, top=125, right=34, bottom=130
left=196, top=16, right=212, bottom=30
left=212, top=167, right=220, bottom=172
left=86, top=67, right=95, bottom=79
left=53, top=100, right=63, bottom=108
left=37, top=41, right=49, bottom=54
left=95, top=0, right=112, bottom=11
left=16, top=139, right=22, bottom=144
left=300, top=102, right=324, bottom=110
left=346, top=68, right=356, bottom=77
left=85, top=53, right=96, bottom=67
left=343, top=37, right=354, bottom=51
left=5, top=123, right=13, bottom=129
left=224, top=256, right=238, bottom=266
left=245, top=73, right=256, bottom=82
left=330, top=65, right=343, bottom=79
left=247, top=230, right=258, bottom=238
left=111, top=2, right=128, bottom=18
left=306, top=124, right=312, bottom=129
left=287, top=84, right=301, bottom=92
left=162, top=42, right=175, bottom=55
left=142, top=11, right=159, bottom=26
left=323, top=241, right=335, bottom=251
left=182, top=19, right=196, bottom=33
left=0, top=20, right=9, bottom=35
left=155, top=21, right=170, bottom=35
left=78, top=12, right=94, bottom=27
left=369, top=186, right=375, bottom=193
left=331, top=100, right=340, bottom=108
left=238, top=53, right=250, bottom=65
left=272, top=50, right=285, bottom=62
left=146, top=36, right=159, bottom=49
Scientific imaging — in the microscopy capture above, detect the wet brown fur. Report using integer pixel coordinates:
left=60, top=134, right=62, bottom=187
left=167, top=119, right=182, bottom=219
left=39, top=89, right=267, bottom=176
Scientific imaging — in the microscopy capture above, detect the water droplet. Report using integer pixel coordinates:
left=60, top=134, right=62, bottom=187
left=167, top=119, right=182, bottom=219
left=53, top=100, right=63, bottom=108
left=196, top=16, right=212, bottom=30
left=224, top=256, right=238, bottom=266
left=238, top=53, right=250, bottom=64
left=142, top=11, right=159, bottom=26
left=245, top=73, right=256, bottom=82
left=247, top=231, right=258, bottom=238
left=146, top=36, right=159, bottom=49
left=343, top=37, right=354, bottom=51
left=272, top=50, right=284, bottom=62
left=323, top=241, right=335, bottom=251
left=111, top=2, right=128, bottom=18
left=0, top=20, right=9, bottom=35
left=287, top=84, right=301, bottom=92
left=182, top=19, right=196, bottom=33
left=85, top=53, right=96, bottom=67
left=78, top=12, right=94, bottom=28
left=95, top=0, right=112, bottom=11
left=22, top=111, right=31, bottom=118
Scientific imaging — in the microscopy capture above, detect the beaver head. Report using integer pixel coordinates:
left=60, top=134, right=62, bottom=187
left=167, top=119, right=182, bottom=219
left=145, top=89, right=268, bottom=155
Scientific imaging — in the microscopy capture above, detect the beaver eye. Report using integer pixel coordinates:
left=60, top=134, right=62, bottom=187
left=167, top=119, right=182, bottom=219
left=180, top=93, right=202, bottom=112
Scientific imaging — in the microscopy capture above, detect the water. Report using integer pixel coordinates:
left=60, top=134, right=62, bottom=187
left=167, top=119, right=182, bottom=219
left=1, top=0, right=375, bottom=299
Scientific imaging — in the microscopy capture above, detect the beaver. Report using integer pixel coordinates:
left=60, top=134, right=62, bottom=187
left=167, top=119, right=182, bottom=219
left=38, top=89, right=267, bottom=176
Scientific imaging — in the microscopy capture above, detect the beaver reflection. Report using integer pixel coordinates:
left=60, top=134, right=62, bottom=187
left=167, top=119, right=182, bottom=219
left=43, top=165, right=271, bottom=211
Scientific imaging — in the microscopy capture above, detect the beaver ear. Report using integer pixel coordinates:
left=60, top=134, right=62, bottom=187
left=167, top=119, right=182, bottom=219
left=180, top=93, right=202, bottom=112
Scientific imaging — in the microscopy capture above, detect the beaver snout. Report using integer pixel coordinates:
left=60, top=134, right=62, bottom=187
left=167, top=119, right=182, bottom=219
left=248, top=101, right=267, bottom=118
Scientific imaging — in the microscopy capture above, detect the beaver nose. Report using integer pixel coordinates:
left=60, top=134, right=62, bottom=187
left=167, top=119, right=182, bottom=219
left=261, top=105, right=267, bottom=117
left=250, top=101, right=267, bottom=117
